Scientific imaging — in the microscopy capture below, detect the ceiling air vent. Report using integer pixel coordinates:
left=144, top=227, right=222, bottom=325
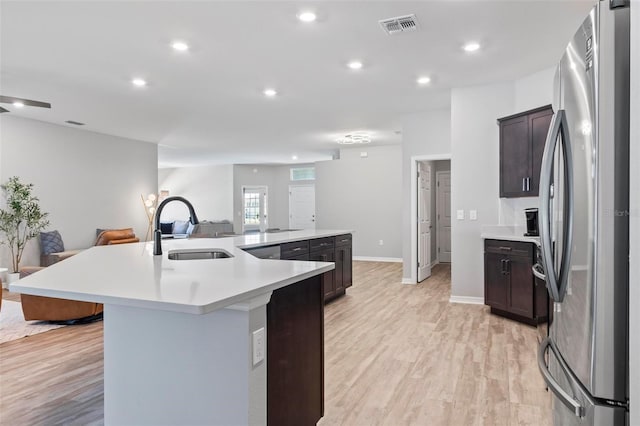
left=379, top=14, right=418, bottom=35
left=65, top=120, right=85, bottom=126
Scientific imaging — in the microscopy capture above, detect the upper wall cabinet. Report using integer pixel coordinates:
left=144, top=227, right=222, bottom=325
left=498, top=105, right=553, bottom=198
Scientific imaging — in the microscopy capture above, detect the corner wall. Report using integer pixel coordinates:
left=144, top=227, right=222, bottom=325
left=0, top=115, right=158, bottom=267
left=400, top=108, right=451, bottom=279
left=450, top=82, right=514, bottom=299
left=315, top=145, right=402, bottom=260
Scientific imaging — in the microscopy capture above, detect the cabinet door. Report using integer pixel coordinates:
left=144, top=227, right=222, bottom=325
left=499, top=115, right=530, bottom=197
left=334, top=247, right=344, bottom=293
left=310, top=249, right=335, bottom=300
left=529, top=108, right=553, bottom=195
left=484, top=252, right=508, bottom=310
left=506, top=255, right=534, bottom=319
left=342, top=245, right=352, bottom=289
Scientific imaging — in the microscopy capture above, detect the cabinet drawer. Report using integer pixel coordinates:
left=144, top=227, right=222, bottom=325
left=484, top=239, right=533, bottom=258
left=335, top=234, right=352, bottom=247
left=310, top=237, right=335, bottom=252
left=281, top=240, right=309, bottom=258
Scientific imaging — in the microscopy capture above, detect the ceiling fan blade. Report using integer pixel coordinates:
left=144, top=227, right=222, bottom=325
left=0, top=95, right=51, bottom=109
left=0, top=106, right=9, bottom=113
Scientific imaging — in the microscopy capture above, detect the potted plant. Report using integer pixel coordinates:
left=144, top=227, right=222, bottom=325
left=0, top=176, right=49, bottom=281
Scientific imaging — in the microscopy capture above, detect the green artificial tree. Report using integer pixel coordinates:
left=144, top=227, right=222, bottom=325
left=0, top=177, right=50, bottom=273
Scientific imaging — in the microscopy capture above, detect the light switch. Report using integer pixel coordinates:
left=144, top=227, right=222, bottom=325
left=456, top=210, right=465, bottom=220
left=252, top=328, right=265, bottom=366
left=469, top=210, right=477, bottom=220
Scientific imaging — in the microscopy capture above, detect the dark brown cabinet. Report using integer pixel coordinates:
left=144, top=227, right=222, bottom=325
left=484, top=239, right=548, bottom=325
left=267, top=274, right=323, bottom=425
left=246, top=234, right=353, bottom=303
left=498, top=105, right=553, bottom=198
left=335, top=234, right=353, bottom=293
left=309, top=237, right=336, bottom=300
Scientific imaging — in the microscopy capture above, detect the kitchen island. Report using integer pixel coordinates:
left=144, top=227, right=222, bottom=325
left=11, top=230, right=350, bottom=425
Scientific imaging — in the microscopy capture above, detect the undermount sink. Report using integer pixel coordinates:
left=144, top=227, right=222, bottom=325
left=167, top=249, right=233, bottom=260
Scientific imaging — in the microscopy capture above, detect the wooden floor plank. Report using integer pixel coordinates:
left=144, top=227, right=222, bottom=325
left=0, top=262, right=550, bottom=425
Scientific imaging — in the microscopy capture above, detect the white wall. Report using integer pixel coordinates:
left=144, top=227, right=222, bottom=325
left=450, top=82, right=514, bottom=299
left=315, top=145, right=402, bottom=259
left=157, top=165, right=233, bottom=222
left=0, top=115, right=157, bottom=267
left=629, top=2, right=638, bottom=424
left=400, top=108, right=451, bottom=278
left=449, top=66, right=554, bottom=300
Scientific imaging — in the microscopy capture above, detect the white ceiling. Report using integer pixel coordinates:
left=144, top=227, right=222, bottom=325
left=0, top=1, right=594, bottom=168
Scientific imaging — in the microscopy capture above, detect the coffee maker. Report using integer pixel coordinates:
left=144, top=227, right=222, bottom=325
left=524, top=208, right=539, bottom=236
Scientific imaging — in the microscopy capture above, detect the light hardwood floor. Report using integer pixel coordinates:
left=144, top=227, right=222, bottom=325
left=0, top=262, right=550, bottom=425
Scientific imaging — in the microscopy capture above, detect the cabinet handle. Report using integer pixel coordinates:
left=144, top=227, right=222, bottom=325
left=526, top=177, right=531, bottom=191
left=501, top=259, right=506, bottom=274
left=522, top=178, right=526, bottom=191
left=505, top=259, right=510, bottom=275
left=292, top=247, right=303, bottom=252
left=499, top=246, right=512, bottom=251
left=340, top=239, right=349, bottom=243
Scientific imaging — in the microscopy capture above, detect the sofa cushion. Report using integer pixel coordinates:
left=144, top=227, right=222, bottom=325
left=40, top=230, right=65, bottom=255
left=160, top=222, right=174, bottom=234
left=173, top=220, right=190, bottom=234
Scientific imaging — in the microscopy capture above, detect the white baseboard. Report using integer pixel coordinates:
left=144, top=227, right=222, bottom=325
left=430, top=260, right=439, bottom=268
left=449, top=295, right=485, bottom=305
left=353, top=256, right=402, bottom=263
left=401, top=278, right=416, bottom=285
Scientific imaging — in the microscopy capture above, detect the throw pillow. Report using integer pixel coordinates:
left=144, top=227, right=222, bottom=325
left=40, top=230, right=65, bottom=255
left=160, top=222, right=174, bottom=234
left=173, top=220, right=190, bottom=234
left=186, top=222, right=196, bottom=235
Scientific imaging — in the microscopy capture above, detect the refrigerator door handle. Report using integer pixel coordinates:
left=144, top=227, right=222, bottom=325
left=532, top=263, right=546, bottom=281
left=538, top=109, right=574, bottom=303
left=538, top=337, right=588, bottom=418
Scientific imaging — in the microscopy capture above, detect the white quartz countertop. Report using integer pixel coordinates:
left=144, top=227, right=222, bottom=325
left=480, top=225, right=540, bottom=246
left=11, top=230, right=351, bottom=314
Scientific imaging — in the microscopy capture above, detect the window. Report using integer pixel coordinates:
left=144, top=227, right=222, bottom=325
left=290, top=167, right=315, bottom=181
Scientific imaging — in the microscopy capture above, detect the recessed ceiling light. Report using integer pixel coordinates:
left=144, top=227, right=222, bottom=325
left=263, top=88, right=277, bottom=97
left=132, top=78, right=147, bottom=87
left=292, top=155, right=298, bottom=160
left=463, top=42, right=481, bottom=52
left=298, top=11, right=316, bottom=22
left=347, top=61, right=363, bottom=70
left=171, top=41, right=189, bottom=51
left=417, top=76, right=431, bottom=85
left=12, top=101, right=24, bottom=108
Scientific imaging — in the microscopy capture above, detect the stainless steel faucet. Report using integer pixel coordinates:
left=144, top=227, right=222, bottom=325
left=153, top=196, right=199, bottom=255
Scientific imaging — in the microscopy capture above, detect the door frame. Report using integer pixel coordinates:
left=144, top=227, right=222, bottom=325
left=288, top=184, right=316, bottom=229
left=436, top=170, right=451, bottom=263
left=409, top=154, right=451, bottom=285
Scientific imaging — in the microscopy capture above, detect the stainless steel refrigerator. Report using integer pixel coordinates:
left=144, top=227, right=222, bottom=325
left=535, top=1, right=630, bottom=425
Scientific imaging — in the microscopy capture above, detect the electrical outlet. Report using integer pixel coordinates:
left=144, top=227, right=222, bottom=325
left=456, top=210, right=465, bottom=220
left=252, top=328, right=265, bottom=366
left=379, top=240, right=384, bottom=246
left=469, top=210, right=477, bottom=220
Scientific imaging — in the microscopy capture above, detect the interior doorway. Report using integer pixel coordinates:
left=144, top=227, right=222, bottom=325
left=242, top=186, right=268, bottom=233
left=289, top=185, right=316, bottom=229
left=411, top=156, right=451, bottom=284
left=436, top=171, right=452, bottom=263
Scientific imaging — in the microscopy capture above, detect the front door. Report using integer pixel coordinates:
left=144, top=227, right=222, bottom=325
left=418, top=162, right=432, bottom=282
left=289, top=185, right=315, bottom=229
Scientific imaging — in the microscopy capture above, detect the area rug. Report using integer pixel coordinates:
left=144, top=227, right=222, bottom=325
left=0, top=300, right=66, bottom=344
